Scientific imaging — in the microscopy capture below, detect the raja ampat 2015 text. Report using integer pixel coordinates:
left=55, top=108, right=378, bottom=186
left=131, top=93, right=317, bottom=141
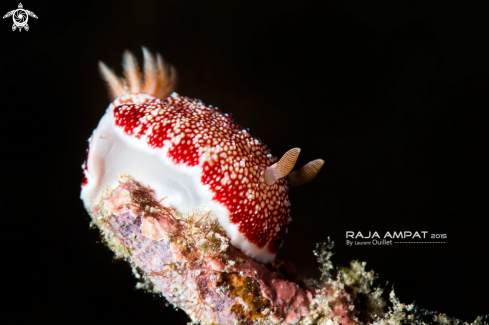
left=346, top=231, right=429, bottom=239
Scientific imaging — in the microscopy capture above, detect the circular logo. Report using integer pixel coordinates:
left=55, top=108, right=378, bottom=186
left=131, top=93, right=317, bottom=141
left=13, top=9, right=28, bottom=28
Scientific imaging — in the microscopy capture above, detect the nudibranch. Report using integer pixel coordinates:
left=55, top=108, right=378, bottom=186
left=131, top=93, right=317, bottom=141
left=81, top=48, right=324, bottom=263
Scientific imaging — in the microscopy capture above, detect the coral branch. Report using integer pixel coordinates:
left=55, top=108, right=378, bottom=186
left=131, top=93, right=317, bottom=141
left=91, top=176, right=321, bottom=324
left=87, top=176, right=487, bottom=325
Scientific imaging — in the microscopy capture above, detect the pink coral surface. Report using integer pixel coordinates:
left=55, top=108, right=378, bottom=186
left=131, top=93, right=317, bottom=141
left=90, top=176, right=355, bottom=324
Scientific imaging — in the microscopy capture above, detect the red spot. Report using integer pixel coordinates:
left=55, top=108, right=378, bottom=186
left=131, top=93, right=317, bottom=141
left=113, top=95, right=291, bottom=253
left=81, top=174, right=88, bottom=187
left=81, top=147, right=90, bottom=187
left=167, top=135, right=200, bottom=166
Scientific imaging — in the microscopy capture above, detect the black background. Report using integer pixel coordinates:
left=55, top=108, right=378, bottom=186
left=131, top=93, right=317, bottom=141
left=2, top=0, right=488, bottom=323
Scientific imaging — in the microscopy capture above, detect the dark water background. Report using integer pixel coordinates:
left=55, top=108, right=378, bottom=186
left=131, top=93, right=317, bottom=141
left=2, top=0, right=488, bottom=323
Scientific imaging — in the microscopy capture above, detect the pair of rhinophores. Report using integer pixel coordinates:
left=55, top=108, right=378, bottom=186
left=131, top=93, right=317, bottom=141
left=81, top=48, right=324, bottom=263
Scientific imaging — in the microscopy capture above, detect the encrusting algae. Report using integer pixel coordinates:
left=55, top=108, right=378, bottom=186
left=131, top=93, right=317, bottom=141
left=216, top=272, right=270, bottom=321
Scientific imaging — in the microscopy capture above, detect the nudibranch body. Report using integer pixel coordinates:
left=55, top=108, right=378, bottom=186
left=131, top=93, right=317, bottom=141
left=81, top=48, right=323, bottom=263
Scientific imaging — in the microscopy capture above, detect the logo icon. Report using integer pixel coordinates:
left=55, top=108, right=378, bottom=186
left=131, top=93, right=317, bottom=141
left=3, top=3, right=37, bottom=32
